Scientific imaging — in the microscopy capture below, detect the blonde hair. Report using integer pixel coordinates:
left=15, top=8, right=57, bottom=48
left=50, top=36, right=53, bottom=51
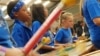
left=60, top=11, right=73, bottom=27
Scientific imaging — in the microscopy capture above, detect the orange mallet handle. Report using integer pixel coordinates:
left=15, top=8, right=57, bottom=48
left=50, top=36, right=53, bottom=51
left=23, top=0, right=76, bottom=55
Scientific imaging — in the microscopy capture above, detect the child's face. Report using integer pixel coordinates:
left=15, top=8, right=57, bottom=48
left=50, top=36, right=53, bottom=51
left=15, top=5, right=31, bottom=22
left=64, top=16, right=74, bottom=28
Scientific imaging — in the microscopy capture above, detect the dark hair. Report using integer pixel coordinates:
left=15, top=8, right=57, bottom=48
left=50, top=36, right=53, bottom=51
left=30, top=3, right=46, bottom=24
left=7, top=0, right=18, bottom=19
left=75, top=20, right=84, bottom=28
left=77, top=20, right=84, bottom=25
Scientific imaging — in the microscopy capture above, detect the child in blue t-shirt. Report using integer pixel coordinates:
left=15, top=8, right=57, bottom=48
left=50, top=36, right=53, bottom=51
left=0, top=9, right=39, bottom=56
left=81, top=0, right=100, bottom=49
left=55, top=12, right=74, bottom=47
left=0, top=9, right=13, bottom=48
left=30, top=3, right=56, bottom=54
left=79, top=0, right=100, bottom=55
left=7, top=0, right=32, bottom=47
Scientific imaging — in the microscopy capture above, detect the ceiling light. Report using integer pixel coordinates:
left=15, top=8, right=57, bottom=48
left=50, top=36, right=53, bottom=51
left=1, top=6, right=6, bottom=11
left=43, top=1, right=50, bottom=6
left=4, top=15, right=9, bottom=19
left=23, top=0, right=31, bottom=4
left=34, top=0, right=42, bottom=4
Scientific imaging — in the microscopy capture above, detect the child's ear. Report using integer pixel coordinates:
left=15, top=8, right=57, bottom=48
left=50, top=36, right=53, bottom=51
left=14, top=12, right=18, bottom=17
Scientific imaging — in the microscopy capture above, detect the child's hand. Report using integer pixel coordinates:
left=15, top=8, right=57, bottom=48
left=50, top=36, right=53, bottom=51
left=5, top=48, right=40, bottom=56
left=5, top=48, right=24, bottom=56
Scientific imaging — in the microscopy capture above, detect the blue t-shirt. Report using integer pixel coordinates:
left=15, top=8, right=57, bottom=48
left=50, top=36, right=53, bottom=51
left=12, top=20, right=32, bottom=47
left=83, top=0, right=100, bottom=48
left=55, top=28, right=72, bottom=44
left=32, top=21, right=54, bottom=46
left=0, top=9, right=13, bottom=48
left=32, top=21, right=41, bottom=34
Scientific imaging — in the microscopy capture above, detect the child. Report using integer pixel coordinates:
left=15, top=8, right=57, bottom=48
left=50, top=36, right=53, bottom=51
left=75, top=20, right=89, bottom=37
left=0, top=9, right=13, bottom=48
left=7, top=0, right=33, bottom=47
left=30, top=3, right=56, bottom=54
left=80, top=0, right=100, bottom=49
left=0, top=9, right=38, bottom=56
left=79, top=0, right=100, bottom=55
left=55, top=12, right=74, bottom=47
left=0, top=3, right=39, bottom=56
left=0, top=9, right=35, bottom=56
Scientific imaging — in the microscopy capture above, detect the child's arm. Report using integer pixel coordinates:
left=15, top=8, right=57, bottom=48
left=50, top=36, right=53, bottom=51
left=55, top=41, right=71, bottom=47
left=0, top=46, right=40, bottom=56
left=0, top=46, right=24, bottom=56
left=5, top=48, right=24, bottom=56
left=55, top=41, right=65, bottom=47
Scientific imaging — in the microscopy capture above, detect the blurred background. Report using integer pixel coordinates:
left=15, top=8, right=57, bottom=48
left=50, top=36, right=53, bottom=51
left=0, top=0, right=81, bottom=32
